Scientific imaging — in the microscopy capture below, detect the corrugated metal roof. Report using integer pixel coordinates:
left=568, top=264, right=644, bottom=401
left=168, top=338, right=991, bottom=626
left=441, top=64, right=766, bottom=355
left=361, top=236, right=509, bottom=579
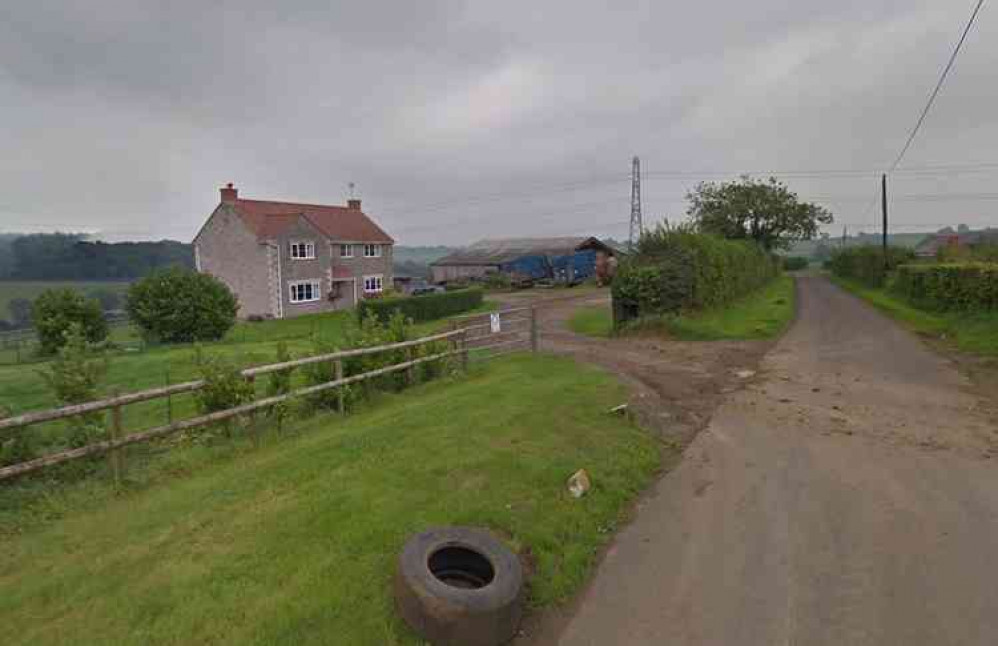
left=432, top=236, right=605, bottom=266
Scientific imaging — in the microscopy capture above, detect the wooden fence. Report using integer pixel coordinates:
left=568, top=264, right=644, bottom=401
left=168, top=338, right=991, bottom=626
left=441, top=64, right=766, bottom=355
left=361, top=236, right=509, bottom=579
left=448, top=306, right=537, bottom=360
left=0, top=309, right=539, bottom=483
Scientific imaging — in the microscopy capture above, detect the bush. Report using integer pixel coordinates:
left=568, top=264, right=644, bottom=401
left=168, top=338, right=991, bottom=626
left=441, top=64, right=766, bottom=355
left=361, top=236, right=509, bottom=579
left=193, top=351, right=255, bottom=436
left=612, top=228, right=777, bottom=325
left=357, top=288, right=483, bottom=324
left=892, top=263, right=998, bottom=311
left=33, top=289, right=108, bottom=355
left=827, top=246, right=915, bottom=287
left=782, top=256, right=809, bottom=271
left=127, top=268, right=238, bottom=343
left=0, top=404, right=33, bottom=467
left=38, top=324, right=108, bottom=448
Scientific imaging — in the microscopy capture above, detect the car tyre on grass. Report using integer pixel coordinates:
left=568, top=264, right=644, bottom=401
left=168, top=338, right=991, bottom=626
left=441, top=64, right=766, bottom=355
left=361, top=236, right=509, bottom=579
left=394, top=526, right=524, bottom=646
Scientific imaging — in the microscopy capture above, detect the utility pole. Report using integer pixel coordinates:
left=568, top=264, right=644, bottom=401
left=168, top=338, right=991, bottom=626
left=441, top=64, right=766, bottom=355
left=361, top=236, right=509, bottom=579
left=842, top=225, right=847, bottom=248
left=628, top=156, right=643, bottom=252
left=881, top=173, right=889, bottom=269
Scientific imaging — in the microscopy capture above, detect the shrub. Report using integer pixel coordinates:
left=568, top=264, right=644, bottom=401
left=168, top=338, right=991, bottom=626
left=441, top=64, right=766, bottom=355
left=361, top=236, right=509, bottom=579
left=127, top=268, right=238, bottom=343
left=892, top=263, right=998, bottom=311
left=38, top=324, right=108, bottom=448
left=33, top=289, right=108, bottom=355
left=827, top=246, right=914, bottom=287
left=612, top=228, right=777, bottom=325
left=193, top=351, right=255, bottom=436
left=0, top=404, right=33, bottom=467
left=266, top=342, right=294, bottom=430
left=782, top=256, right=809, bottom=271
left=357, top=288, right=483, bottom=324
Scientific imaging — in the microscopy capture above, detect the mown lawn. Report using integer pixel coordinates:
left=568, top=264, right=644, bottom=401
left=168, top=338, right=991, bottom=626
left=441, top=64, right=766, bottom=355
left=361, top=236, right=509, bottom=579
left=567, top=276, right=796, bottom=341
left=0, top=355, right=660, bottom=645
left=831, top=277, right=998, bottom=356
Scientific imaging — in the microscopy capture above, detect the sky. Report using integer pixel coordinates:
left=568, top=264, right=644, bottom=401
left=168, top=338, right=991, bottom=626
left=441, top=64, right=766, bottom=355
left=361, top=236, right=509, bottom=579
left=1, top=0, right=996, bottom=245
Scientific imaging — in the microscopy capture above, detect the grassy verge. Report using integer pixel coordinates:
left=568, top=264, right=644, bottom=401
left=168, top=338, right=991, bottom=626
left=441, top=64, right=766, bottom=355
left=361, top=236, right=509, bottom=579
left=568, top=276, right=796, bottom=342
left=0, top=355, right=660, bottom=645
left=667, top=275, right=796, bottom=340
left=831, top=276, right=998, bottom=356
left=567, top=304, right=613, bottom=338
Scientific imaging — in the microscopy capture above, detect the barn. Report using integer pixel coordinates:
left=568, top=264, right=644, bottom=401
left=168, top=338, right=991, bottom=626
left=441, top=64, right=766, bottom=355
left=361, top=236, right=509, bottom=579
left=430, top=236, right=617, bottom=285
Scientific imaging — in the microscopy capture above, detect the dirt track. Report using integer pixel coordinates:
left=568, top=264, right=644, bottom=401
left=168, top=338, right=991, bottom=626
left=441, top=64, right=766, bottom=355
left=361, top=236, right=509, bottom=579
left=517, top=277, right=998, bottom=645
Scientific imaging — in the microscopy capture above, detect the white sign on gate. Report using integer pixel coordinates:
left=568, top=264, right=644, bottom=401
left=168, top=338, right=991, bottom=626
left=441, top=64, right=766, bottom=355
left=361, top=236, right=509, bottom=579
left=490, top=312, right=501, bottom=334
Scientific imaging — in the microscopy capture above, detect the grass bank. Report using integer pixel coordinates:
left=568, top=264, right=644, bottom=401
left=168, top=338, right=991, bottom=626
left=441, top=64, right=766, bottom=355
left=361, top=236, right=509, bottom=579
left=568, top=276, right=796, bottom=341
left=667, top=274, right=795, bottom=340
left=0, top=355, right=660, bottom=645
left=831, top=276, right=998, bottom=357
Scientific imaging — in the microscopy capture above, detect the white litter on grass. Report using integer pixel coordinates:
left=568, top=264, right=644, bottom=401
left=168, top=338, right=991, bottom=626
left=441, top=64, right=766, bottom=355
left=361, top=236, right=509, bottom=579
left=609, top=404, right=629, bottom=415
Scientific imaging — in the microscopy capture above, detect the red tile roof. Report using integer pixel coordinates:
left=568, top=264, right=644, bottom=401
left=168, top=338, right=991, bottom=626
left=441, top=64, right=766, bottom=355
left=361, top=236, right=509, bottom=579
left=232, top=198, right=393, bottom=243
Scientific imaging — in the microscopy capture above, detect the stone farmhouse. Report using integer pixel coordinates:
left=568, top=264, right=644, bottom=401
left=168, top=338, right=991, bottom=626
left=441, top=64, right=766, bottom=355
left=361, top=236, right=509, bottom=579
left=193, top=184, right=394, bottom=318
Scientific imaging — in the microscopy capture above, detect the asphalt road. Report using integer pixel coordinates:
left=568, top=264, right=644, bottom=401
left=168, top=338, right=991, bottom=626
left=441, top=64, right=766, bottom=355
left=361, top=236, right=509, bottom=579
left=556, top=276, right=998, bottom=646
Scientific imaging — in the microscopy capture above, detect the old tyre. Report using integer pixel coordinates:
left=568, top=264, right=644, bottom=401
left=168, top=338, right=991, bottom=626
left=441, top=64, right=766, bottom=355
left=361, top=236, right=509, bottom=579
left=394, top=527, right=524, bottom=646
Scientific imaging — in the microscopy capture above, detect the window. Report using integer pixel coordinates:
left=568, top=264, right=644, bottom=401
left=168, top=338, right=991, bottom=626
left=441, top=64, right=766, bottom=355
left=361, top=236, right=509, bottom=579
left=363, top=243, right=381, bottom=258
left=363, top=274, right=384, bottom=294
left=290, top=241, right=315, bottom=259
left=339, top=244, right=353, bottom=258
left=289, top=280, right=321, bottom=303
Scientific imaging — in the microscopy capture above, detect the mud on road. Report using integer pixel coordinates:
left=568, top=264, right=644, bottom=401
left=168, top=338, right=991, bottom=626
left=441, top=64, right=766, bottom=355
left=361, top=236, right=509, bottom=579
left=499, top=278, right=998, bottom=645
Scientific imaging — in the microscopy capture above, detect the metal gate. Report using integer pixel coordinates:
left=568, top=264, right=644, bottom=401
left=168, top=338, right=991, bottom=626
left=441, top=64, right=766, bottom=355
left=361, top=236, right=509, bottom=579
left=450, top=306, right=538, bottom=361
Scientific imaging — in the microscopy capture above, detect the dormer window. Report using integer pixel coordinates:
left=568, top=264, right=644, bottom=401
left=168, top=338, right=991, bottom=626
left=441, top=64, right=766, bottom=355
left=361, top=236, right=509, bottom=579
left=290, top=241, right=315, bottom=259
left=363, top=244, right=381, bottom=258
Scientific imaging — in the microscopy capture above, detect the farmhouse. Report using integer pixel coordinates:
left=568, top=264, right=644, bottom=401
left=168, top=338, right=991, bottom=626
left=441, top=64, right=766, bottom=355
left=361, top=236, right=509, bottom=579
left=193, top=184, right=394, bottom=318
left=914, top=228, right=998, bottom=257
left=430, top=236, right=617, bottom=284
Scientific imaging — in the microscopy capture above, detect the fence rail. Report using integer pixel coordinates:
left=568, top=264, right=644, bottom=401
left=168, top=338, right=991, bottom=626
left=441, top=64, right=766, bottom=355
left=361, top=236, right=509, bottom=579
left=0, top=308, right=538, bottom=482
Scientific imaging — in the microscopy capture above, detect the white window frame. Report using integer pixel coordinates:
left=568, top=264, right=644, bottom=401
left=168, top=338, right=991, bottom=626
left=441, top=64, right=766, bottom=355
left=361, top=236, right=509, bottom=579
left=363, top=274, right=384, bottom=294
left=339, top=244, right=354, bottom=258
left=363, top=243, right=382, bottom=258
left=288, top=280, right=322, bottom=304
left=290, top=241, right=316, bottom=260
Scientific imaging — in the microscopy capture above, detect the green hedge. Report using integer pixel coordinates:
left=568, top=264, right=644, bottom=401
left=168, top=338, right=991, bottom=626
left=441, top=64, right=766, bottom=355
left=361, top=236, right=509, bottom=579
left=356, top=288, right=483, bottom=323
left=612, top=230, right=778, bottom=325
left=782, top=256, right=809, bottom=271
left=891, top=263, right=998, bottom=311
left=828, top=246, right=914, bottom=287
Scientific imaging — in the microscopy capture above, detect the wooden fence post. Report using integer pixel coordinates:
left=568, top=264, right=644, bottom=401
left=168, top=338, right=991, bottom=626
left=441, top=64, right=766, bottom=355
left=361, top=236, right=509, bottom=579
left=460, top=329, right=469, bottom=371
left=335, top=359, right=345, bottom=415
left=165, top=368, right=173, bottom=424
left=107, top=392, right=124, bottom=488
left=530, top=306, right=539, bottom=353
left=405, top=346, right=416, bottom=386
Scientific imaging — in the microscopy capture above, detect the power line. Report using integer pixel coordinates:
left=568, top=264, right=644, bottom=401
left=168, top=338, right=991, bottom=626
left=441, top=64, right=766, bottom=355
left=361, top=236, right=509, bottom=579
left=888, top=0, right=986, bottom=172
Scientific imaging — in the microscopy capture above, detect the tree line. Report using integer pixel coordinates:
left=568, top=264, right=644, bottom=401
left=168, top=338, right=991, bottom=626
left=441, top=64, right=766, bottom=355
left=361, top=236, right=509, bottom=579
left=0, top=233, right=194, bottom=280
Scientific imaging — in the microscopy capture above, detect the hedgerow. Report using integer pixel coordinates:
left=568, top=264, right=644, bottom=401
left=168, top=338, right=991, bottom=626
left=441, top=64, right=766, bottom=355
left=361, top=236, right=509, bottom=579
left=612, top=228, right=778, bottom=325
left=782, top=256, right=809, bottom=271
left=827, top=246, right=914, bottom=287
left=357, top=288, right=483, bottom=324
left=891, top=263, right=998, bottom=311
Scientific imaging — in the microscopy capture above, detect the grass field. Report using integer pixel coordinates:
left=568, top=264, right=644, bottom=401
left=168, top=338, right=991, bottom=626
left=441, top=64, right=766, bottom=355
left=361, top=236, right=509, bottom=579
left=0, top=280, right=131, bottom=318
left=567, top=276, right=796, bottom=341
left=0, top=355, right=660, bottom=645
left=831, top=277, right=998, bottom=357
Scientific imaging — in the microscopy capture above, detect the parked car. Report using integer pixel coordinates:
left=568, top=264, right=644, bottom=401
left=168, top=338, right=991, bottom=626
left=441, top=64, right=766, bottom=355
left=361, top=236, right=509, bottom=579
left=410, top=280, right=446, bottom=296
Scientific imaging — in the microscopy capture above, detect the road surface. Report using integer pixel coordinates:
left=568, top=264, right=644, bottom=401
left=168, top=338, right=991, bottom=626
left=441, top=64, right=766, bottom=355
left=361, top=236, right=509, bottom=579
left=554, top=277, right=998, bottom=645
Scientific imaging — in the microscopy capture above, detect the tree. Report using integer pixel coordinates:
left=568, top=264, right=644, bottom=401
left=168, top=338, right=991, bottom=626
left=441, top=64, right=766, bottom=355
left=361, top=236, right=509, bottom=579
left=686, top=176, right=833, bottom=251
left=32, top=289, right=108, bottom=354
left=8, top=297, right=33, bottom=328
left=126, top=268, right=238, bottom=343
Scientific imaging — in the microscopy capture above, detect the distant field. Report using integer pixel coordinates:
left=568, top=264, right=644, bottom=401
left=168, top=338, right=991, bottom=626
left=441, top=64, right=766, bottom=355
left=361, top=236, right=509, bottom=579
left=0, top=280, right=131, bottom=319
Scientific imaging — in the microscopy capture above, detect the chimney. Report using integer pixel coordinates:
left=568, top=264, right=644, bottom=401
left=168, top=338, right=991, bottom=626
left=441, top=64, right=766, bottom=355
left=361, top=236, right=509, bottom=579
left=347, top=198, right=361, bottom=210
left=220, top=182, right=238, bottom=203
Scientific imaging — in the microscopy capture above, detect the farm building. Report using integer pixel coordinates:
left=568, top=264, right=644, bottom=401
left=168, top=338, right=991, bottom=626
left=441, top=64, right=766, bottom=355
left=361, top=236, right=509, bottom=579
left=430, top=237, right=617, bottom=284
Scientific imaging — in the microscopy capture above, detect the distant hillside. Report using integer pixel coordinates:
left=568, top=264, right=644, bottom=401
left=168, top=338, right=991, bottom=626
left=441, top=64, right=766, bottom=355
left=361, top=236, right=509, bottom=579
left=393, top=246, right=457, bottom=279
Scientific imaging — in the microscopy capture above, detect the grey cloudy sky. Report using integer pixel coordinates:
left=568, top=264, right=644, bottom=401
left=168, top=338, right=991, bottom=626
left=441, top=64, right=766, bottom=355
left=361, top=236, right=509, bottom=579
left=1, top=0, right=995, bottom=245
